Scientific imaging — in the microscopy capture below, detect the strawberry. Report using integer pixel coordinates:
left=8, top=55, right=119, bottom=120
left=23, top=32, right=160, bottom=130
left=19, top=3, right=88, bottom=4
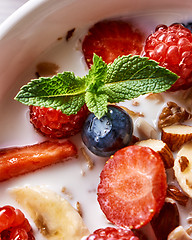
left=144, top=23, right=192, bottom=91
left=97, top=145, right=167, bottom=229
left=0, top=140, right=77, bottom=181
left=84, top=227, right=139, bottom=240
left=30, top=104, right=89, bottom=139
left=82, top=20, right=145, bottom=67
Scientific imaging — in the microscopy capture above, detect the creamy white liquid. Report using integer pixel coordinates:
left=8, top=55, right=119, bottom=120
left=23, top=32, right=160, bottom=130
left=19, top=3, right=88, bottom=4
left=1, top=10, right=192, bottom=240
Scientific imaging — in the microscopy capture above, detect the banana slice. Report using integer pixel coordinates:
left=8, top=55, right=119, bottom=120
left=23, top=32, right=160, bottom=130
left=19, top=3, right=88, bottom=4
left=11, top=186, right=89, bottom=240
left=135, top=139, right=174, bottom=168
left=168, top=226, right=192, bottom=240
left=174, top=141, right=192, bottom=198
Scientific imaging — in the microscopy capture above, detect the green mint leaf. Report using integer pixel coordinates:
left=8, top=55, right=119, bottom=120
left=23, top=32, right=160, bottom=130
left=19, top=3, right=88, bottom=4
left=85, top=54, right=107, bottom=92
left=85, top=92, right=108, bottom=119
left=15, top=54, right=178, bottom=118
left=99, top=55, right=178, bottom=102
left=15, top=72, right=87, bottom=114
left=84, top=54, right=108, bottom=118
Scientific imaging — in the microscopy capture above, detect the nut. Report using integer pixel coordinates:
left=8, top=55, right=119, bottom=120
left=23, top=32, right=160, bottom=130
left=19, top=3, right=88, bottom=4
left=179, top=156, right=189, bottom=172
left=167, top=185, right=189, bottom=206
left=161, top=124, right=192, bottom=151
left=158, top=102, right=192, bottom=129
left=168, top=226, right=192, bottom=240
left=146, top=93, right=164, bottom=103
left=136, top=118, right=158, bottom=139
left=174, top=141, right=192, bottom=198
left=151, top=200, right=180, bottom=240
left=135, top=139, right=174, bottom=169
left=120, top=106, right=144, bottom=118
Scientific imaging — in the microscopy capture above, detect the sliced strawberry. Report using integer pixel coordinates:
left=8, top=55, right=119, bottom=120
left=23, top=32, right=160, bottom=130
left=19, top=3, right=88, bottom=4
left=97, top=145, right=167, bottom=229
left=0, top=140, right=77, bottom=181
left=82, top=20, right=145, bottom=67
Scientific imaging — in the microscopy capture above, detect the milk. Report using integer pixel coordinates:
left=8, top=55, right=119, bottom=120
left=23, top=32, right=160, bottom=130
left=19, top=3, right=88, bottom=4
left=1, top=10, right=192, bottom=239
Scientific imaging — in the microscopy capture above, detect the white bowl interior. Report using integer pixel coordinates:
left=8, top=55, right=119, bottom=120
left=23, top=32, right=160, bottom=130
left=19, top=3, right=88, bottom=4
left=0, top=0, right=192, bottom=100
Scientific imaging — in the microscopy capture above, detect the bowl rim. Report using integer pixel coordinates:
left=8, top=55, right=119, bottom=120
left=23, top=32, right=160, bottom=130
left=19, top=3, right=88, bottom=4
left=0, top=0, right=47, bottom=38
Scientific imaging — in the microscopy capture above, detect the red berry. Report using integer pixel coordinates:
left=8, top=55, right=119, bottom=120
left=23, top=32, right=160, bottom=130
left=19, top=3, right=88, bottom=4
left=27, top=231, right=35, bottom=240
left=97, top=145, right=167, bottom=229
left=1, top=230, right=10, bottom=240
left=0, top=206, right=35, bottom=240
left=84, top=227, right=139, bottom=240
left=11, top=209, right=25, bottom=228
left=18, top=219, right=32, bottom=233
left=30, top=104, right=89, bottom=138
left=82, top=20, right=145, bottom=67
left=144, top=24, right=192, bottom=91
left=9, top=228, right=28, bottom=240
left=0, top=206, right=16, bottom=232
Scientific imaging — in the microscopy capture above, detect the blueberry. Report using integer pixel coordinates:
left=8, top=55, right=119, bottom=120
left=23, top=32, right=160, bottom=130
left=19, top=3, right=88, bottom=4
left=81, top=105, right=133, bottom=157
left=182, top=22, right=192, bottom=32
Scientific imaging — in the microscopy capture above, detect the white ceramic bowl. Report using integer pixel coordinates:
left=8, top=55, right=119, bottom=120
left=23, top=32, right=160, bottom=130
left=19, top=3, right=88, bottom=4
left=1, top=0, right=192, bottom=239
left=1, top=0, right=192, bottom=98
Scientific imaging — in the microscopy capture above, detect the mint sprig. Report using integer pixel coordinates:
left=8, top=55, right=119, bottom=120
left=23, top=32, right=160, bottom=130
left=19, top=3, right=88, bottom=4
left=15, top=54, right=178, bottom=118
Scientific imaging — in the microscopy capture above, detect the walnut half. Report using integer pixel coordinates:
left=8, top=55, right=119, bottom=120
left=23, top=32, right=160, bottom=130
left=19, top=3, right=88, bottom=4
left=167, top=185, right=189, bottom=206
left=158, top=102, right=192, bottom=129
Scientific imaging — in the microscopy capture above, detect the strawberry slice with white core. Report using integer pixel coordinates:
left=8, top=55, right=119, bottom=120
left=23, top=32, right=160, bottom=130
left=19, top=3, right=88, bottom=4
left=97, top=145, right=167, bottom=229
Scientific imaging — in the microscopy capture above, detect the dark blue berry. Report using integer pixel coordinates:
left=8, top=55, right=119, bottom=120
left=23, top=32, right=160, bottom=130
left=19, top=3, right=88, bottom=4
left=182, top=22, right=192, bottom=32
left=81, top=105, right=133, bottom=157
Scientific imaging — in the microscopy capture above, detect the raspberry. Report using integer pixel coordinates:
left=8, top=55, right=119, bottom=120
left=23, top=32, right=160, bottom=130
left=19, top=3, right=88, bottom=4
left=0, top=205, right=35, bottom=240
left=30, top=105, right=89, bottom=138
left=0, top=206, right=16, bottom=232
left=144, top=24, right=192, bottom=91
left=9, top=228, right=28, bottom=240
left=84, top=227, right=139, bottom=240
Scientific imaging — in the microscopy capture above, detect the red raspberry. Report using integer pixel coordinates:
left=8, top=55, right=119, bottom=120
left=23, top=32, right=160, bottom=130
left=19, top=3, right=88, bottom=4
left=30, top=105, right=89, bottom=138
left=9, top=228, right=28, bottom=240
left=0, top=206, right=16, bottom=232
left=84, top=227, right=139, bottom=240
left=0, top=205, right=35, bottom=240
left=144, top=24, right=192, bottom=91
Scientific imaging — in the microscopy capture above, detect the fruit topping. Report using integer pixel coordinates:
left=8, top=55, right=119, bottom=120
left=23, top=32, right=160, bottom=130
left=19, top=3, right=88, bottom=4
left=30, top=104, right=89, bottom=138
left=158, top=102, right=192, bottom=129
left=174, top=141, right=192, bottom=198
left=151, top=200, right=180, bottom=240
left=0, top=205, right=34, bottom=240
left=97, top=145, right=167, bottom=229
left=83, top=227, right=139, bottom=240
left=11, top=186, right=89, bottom=240
left=0, top=140, right=77, bottom=181
left=144, top=23, right=192, bottom=91
left=183, top=22, right=192, bottom=33
left=135, top=139, right=174, bottom=169
left=161, top=124, right=192, bottom=151
left=81, top=105, right=133, bottom=157
left=168, top=226, right=192, bottom=240
left=82, top=20, right=145, bottom=67
left=167, top=185, right=189, bottom=206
